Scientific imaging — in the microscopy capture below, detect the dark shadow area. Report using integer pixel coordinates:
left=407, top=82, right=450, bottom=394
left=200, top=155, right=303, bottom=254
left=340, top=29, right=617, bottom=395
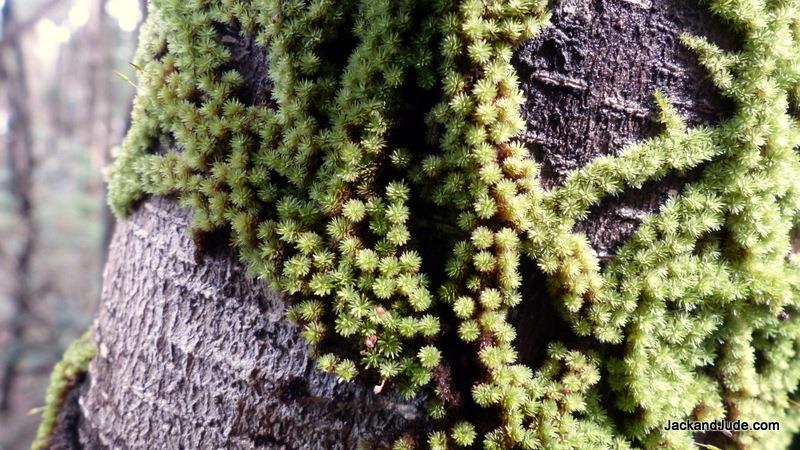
left=48, top=375, right=89, bottom=450
left=509, top=255, right=577, bottom=368
left=575, top=163, right=707, bottom=264
left=216, top=24, right=274, bottom=108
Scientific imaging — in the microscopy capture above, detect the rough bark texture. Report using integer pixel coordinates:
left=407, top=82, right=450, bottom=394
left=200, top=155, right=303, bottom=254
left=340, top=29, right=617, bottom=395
left=510, top=0, right=735, bottom=369
left=513, top=0, right=735, bottom=257
left=76, top=197, right=423, bottom=449
left=52, top=0, right=738, bottom=447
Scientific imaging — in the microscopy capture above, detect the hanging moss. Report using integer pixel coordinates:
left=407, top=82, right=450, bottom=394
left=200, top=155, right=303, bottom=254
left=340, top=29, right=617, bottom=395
left=99, top=0, right=800, bottom=448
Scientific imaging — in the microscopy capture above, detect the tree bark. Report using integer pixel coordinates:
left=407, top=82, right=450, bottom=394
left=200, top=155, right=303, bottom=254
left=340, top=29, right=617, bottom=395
left=51, top=0, right=735, bottom=447
left=508, top=0, right=734, bottom=367
left=74, top=197, right=423, bottom=449
left=513, top=0, right=734, bottom=256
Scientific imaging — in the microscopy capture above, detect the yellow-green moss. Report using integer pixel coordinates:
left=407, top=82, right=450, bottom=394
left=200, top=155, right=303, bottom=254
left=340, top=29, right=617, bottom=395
left=31, top=330, right=95, bottom=450
left=104, top=0, right=800, bottom=448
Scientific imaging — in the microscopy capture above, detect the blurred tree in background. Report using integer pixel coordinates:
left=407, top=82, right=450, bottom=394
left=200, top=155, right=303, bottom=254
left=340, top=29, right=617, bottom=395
left=0, top=0, right=143, bottom=447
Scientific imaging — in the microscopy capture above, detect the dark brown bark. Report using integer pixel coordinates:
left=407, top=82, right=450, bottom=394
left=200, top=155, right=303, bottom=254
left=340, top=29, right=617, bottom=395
left=513, top=0, right=735, bottom=256
left=0, top=0, right=37, bottom=414
left=509, top=0, right=734, bottom=369
left=52, top=0, right=735, bottom=446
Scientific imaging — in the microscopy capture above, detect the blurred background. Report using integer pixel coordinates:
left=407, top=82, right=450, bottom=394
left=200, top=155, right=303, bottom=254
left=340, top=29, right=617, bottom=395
left=0, top=0, right=144, bottom=447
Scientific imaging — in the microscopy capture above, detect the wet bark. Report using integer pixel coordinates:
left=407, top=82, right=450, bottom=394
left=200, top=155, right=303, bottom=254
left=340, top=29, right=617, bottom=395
left=49, top=0, right=736, bottom=446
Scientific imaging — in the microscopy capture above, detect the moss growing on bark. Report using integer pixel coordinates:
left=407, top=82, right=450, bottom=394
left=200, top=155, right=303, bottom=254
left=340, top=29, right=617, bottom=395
left=31, top=330, right=95, bottom=450
left=100, top=0, right=800, bottom=448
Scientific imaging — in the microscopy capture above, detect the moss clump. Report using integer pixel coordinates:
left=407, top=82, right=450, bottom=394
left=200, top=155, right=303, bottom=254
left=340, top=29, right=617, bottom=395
left=106, top=0, right=800, bottom=448
left=31, top=330, right=95, bottom=450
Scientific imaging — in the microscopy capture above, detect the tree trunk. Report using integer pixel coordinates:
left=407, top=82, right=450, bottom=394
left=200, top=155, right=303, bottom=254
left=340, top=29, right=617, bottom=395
left=51, top=0, right=737, bottom=447
left=72, top=196, right=423, bottom=449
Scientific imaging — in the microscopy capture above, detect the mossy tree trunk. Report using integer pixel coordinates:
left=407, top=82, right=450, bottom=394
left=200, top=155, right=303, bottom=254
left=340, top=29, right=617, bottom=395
left=51, top=0, right=737, bottom=447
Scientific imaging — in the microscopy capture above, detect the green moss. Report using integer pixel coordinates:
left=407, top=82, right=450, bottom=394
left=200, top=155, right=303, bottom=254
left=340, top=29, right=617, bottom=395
left=104, top=0, right=800, bottom=448
left=31, top=330, right=95, bottom=450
